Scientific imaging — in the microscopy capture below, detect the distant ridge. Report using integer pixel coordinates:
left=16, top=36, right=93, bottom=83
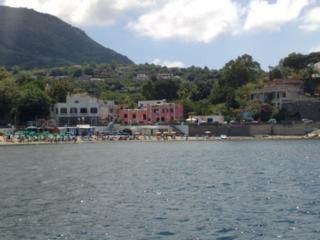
left=0, top=6, right=133, bottom=68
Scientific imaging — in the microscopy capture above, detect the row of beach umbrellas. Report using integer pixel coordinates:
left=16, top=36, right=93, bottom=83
left=13, top=131, right=65, bottom=138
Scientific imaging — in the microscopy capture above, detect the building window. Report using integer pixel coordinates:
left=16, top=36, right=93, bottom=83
left=156, top=117, right=160, bottom=122
left=74, top=100, right=79, bottom=103
left=70, top=108, right=77, bottom=114
left=133, top=114, right=136, bottom=119
left=90, top=107, right=98, bottom=114
left=161, top=117, right=165, bottom=122
left=170, top=108, right=174, bottom=113
left=60, top=108, right=67, bottom=114
left=124, top=114, right=128, bottom=118
left=55, top=108, right=58, bottom=114
left=80, top=108, right=87, bottom=114
left=143, top=114, right=147, bottom=120
left=282, top=92, right=286, bottom=98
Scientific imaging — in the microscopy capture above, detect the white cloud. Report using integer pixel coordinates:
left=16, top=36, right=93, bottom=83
left=151, top=58, right=185, bottom=68
left=300, top=6, right=320, bottom=31
left=4, top=0, right=316, bottom=43
left=310, top=44, right=320, bottom=52
left=3, top=0, right=154, bottom=26
left=129, top=0, right=240, bottom=43
left=244, top=0, right=310, bottom=31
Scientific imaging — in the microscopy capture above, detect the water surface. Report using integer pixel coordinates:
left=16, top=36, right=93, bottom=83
left=1, top=140, right=320, bottom=239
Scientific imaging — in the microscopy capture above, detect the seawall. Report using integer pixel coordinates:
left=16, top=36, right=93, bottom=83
left=189, top=123, right=320, bottom=136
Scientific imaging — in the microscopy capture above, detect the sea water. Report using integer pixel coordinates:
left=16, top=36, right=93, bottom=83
left=0, top=140, right=320, bottom=239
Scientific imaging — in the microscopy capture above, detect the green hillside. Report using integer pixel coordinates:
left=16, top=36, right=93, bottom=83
left=0, top=6, right=133, bottom=68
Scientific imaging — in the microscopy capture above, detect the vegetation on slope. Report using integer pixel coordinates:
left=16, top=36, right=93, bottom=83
left=0, top=51, right=320, bottom=126
left=0, top=6, right=133, bottom=68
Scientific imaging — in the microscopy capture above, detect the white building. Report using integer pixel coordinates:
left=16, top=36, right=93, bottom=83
left=312, top=62, right=320, bottom=78
left=53, top=93, right=116, bottom=126
left=156, top=73, right=174, bottom=80
left=186, top=115, right=224, bottom=124
left=135, top=73, right=149, bottom=82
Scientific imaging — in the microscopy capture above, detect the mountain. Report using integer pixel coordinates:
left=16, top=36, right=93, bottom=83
left=0, top=6, right=133, bottom=68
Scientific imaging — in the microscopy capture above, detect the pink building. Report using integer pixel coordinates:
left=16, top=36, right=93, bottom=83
left=119, top=100, right=184, bottom=125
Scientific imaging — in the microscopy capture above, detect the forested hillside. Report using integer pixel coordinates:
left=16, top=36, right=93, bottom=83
left=0, top=6, right=133, bottom=68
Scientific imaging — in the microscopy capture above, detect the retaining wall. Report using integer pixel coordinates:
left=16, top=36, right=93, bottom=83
left=189, top=123, right=320, bottom=136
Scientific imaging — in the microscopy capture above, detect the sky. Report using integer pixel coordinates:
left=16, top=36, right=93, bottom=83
left=1, top=0, right=320, bottom=70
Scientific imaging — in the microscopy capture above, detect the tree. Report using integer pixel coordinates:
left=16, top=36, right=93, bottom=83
left=269, top=67, right=282, bottom=80
left=179, top=98, right=195, bottom=118
left=100, top=91, right=127, bottom=104
left=141, top=80, right=155, bottom=100
left=84, top=67, right=94, bottom=76
left=259, top=104, right=273, bottom=122
left=191, top=80, right=213, bottom=101
left=73, top=69, right=83, bottom=78
left=0, top=67, right=10, bottom=80
left=221, top=54, right=262, bottom=88
left=297, top=67, right=320, bottom=96
left=178, top=80, right=197, bottom=100
left=17, top=87, right=52, bottom=123
left=0, top=78, right=19, bottom=123
left=50, top=68, right=66, bottom=76
left=209, top=81, right=226, bottom=104
left=14, top=71, right=35, bottom=85
left=153, top=79, right=179, bottom=100
left=281, top=52, right=307, bottom=70
left=47, top=79, right=74, bottom=102
left=142, top=79, right=179, bottom=101
left=234, top=81, right=262, bottom=108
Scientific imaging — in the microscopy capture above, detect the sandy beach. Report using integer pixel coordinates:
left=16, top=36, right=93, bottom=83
left=1, top=135, right=317, bottom=146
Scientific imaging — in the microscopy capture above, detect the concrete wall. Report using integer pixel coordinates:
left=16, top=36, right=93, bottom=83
left=189, top=123, right=320, bottom=136
left=272, top=123, right=320, bottom=136
left=249, top=124, right=272, bottom=136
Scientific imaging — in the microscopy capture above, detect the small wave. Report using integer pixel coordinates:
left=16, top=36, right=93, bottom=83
left=157, top=231, right=175, bottom=236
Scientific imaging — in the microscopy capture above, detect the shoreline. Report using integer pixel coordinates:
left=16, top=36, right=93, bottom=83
left=0, top=135, right=318, bottom=146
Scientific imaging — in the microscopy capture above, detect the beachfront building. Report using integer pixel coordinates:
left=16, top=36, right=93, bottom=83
left=250, top=77, right=304, bottom=108
left=250, top=76, right=320, bottom=121
left=119, top=100, right=184, bottom=125
left=53, top=93, right=116, bottom=126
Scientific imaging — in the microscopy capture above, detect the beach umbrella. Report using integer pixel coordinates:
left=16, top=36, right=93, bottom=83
left=28, top=131, right=37, bottom=136
left=14, top=131, right=24, bottom=136
left=4, top=131, right=12, bottom=136
left=42, top=131, right=50, bottom=137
